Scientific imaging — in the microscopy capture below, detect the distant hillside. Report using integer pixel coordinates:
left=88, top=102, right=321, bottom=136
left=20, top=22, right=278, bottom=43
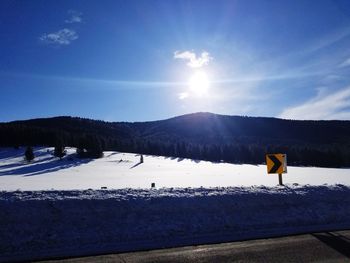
left=131, top=112, right=350, bottom=145
left=1, top=112, right=350, bottom=167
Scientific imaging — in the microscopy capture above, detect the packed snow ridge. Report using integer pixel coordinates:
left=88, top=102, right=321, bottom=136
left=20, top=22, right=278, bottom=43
left=1, top=147, right=350, bottom=261
left=1, top=185, right=350, bottom=262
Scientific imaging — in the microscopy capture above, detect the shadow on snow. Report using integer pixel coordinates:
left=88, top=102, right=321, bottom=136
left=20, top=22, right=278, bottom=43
left=0, top=155, right=92, bottom=177
left=130, top=162, right=143, bottom=169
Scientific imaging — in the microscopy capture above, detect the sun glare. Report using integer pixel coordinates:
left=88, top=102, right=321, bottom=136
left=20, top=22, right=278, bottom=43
left=188, top=71, right=210, bottom=96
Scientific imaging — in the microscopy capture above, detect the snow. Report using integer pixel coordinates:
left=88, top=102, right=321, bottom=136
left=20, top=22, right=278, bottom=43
left=1, top=186, right=350, bottom=262
left=1, top=147, right=350, bottom=261
left=0, top=147, right=350, bottom=190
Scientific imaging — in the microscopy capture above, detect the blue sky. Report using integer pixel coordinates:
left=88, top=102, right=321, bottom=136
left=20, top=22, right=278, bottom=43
left=1, top=0, right=350, bottom=122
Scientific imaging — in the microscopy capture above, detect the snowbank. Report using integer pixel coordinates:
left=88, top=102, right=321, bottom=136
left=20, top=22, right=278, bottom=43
left=1, top=185, right=350, bottom=262
left=1, top=147, right=350, bottom=261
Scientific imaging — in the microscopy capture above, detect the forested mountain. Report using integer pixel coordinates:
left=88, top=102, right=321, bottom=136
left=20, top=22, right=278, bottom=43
left=1, top=112, right=350, bottom=167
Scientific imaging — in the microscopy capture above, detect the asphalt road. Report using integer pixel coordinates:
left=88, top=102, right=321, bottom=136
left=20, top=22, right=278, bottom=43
left=40, top=230, right=350, bottom=263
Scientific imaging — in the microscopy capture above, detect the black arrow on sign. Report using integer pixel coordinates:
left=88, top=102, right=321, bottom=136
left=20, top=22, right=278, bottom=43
left=268, top=155, right=282, bottom=173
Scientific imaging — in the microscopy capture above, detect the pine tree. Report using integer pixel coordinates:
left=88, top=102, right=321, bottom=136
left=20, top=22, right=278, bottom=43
left=54, top=145, right=66, bottom=159
left=76, top=147, right=85, bottom=158
left=76, top=135, right=103, bottom=158
left=76, top=136, right=87, bottom=158
left=24, top=146, right=34, bottom=162
left=88, top=136, right=103, bottom=158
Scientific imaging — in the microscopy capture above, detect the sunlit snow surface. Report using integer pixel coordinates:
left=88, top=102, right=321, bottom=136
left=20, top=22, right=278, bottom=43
left=1, top=147, right=350, bottom=261
left=0, top=147, right=349, bottom=190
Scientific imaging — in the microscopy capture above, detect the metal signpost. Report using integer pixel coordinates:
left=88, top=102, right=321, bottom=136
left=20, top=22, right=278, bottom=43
left=266, top=154, right=287, bottom=185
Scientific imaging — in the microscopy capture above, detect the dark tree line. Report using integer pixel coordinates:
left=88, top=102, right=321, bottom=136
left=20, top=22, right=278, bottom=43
left=1, top=114, right=350, bottom=167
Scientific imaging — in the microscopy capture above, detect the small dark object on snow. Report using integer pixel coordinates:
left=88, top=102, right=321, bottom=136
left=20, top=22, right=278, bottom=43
left=140, top=155, right=144, bottom=163
left=101, top=186, right=107, bottom=190
left=151, top=183, right=155, bottom=188
left=24, top=146, right=34, bottom=162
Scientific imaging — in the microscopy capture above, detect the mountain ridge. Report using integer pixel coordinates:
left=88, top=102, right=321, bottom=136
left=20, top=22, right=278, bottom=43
left=1, top=112, right=350, bottom=167
left=4, top=111, right=350, bottom=124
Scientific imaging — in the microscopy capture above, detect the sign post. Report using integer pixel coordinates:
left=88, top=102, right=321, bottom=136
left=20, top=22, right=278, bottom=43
left=278, top=173, right=283, bottom=185
left=266, top=154, right=287, bottom=185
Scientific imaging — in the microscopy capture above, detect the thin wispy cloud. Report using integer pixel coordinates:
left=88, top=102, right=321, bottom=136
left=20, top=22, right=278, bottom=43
left=39, top=28, right=78, bottom=45
left=65, top=10, right=83, bottom=24
left=0, top=71, right=185, bottom=89
left=339, top=57, right=350, bottom=68
left=304, top=27, right=350, bottom=55
left=178, top=92, right=189, bottom=100
left=213, top=71, right=323, bottom=84
left=279, top=87, right=350, bottom=120
left=174, top=51, right=212, bottom=68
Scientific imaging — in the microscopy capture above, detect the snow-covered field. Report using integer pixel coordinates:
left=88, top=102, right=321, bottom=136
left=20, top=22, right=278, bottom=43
left=1, top=147, right=350, bottom=262
left=1, top=147, right=350, bottom=190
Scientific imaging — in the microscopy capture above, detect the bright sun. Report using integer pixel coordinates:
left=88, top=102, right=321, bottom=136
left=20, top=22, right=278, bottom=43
left=188, top=71, right=210, bottom=96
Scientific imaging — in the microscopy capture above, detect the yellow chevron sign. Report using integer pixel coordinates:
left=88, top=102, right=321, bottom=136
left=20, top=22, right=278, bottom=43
left=266, top=154, right=287, bottom=174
